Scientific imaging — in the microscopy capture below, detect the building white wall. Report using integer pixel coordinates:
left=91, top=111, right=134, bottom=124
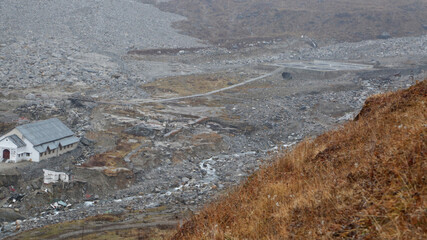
left=1, top=128, right=77, bottom=163
left=43, top=169, right=70, bottom=184
left=15, top=146, right=29, bottom=162
left=1, top=129, right=25, bottom=162
left=0, top=137, right=18, bottom=162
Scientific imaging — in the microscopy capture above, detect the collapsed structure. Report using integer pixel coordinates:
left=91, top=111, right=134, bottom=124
left=0, top=118, right=79, bottom=163
left=43, top=169, right=70, bottom=184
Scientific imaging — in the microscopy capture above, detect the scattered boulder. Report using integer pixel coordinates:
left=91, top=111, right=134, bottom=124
left=281, top=72, right=293, bottom=80
left=373, top=61, right=381, bottom=68
left=68, top=93, right=94, bottom=108
left=1, top=222, right=14, bottom=233
left=30, top=181, right=41, bottom=190
left=25, top=93, right=36, bottom=100
left=80, top=137, right=95, bottom=146
left=124, top=123, right=162, bottom=137
left=40, top=93, right=49, bottom=100
left=378, top=32, right=391, bottom=39
left=181, top=177, right=190, bottom=183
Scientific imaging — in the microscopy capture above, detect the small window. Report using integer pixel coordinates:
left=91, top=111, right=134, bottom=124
left=26, top=153, right=30, bottom=156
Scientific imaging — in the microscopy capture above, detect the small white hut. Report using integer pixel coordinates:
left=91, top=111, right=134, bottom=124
left=43, top=169, right=70, bottom=184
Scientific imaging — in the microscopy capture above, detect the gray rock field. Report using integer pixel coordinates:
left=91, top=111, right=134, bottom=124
left=0, top=0, right=205, bottom=99
left=0, top=0, right=426, bottom=237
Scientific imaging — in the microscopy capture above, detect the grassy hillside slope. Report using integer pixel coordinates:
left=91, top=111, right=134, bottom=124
left=172, top=80, right=426, bottom=239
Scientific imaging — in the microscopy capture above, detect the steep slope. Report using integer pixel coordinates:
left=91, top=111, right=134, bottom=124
left=173, top=80, right=426, bottom=239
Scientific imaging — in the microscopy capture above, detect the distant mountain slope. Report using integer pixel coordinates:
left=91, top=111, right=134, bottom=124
left=144, top=0, right=427, bottom=47
left=172, top=80, right=427, bottom=239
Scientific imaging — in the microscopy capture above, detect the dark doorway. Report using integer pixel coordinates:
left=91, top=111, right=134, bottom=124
left=3, top=149, right=10, bottom=160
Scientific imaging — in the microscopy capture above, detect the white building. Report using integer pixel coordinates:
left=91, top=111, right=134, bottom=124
left=0, top=118, right=79, bottom=163
left=43, top=169, right=70, bottom=184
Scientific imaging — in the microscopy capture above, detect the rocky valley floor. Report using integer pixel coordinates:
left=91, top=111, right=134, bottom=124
left=0, top=0, right=426, bottom=239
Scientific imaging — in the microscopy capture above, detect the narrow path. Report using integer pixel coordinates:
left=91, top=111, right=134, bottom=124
left=91, top=65, right=284, bottom=106
left=53, top=220, right=178, bottom=240
left=135, top=66, right=285, bottom=103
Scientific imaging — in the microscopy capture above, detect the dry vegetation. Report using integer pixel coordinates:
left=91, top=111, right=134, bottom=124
left=85, top=213, right=124, bottom=223
left=143, top=0, right=427, bottom=47
left=172, top=80, right=427, bottom=239
left=141, top=72, right=259, bottom=98
left=83, top=132, right=142, bottom=168
left=68, top=227, right=173, bottom=240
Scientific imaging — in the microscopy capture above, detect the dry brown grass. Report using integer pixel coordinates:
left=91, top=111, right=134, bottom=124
left=83, top=133, right=142, bottom=168
left=69, top=226, right=174, bottom=240
left=86, top=213, right=124, bottom=223
left=172, top=80, right=427, bottom=239
left=141, top=72, right=259, bottom=98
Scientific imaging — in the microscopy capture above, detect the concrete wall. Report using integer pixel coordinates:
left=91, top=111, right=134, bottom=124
left=39, top=142, right=77, bottom=161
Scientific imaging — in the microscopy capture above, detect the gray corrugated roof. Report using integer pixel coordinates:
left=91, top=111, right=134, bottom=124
left=0, top=134, right=27, bottom=148
left=8, top=134, right=26, bottom=148
left=34, top=136, right=79, bottom=153
left=59, top=136, right=79, bottom=146
left=16, top=118, right=75, bottom=146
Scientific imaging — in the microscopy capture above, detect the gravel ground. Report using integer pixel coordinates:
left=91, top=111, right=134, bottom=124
left=1, top=0, right=427, bottom=237
left=0, top=0, right=204, bottom=52
left=0, top=0, right=205, bottom=99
